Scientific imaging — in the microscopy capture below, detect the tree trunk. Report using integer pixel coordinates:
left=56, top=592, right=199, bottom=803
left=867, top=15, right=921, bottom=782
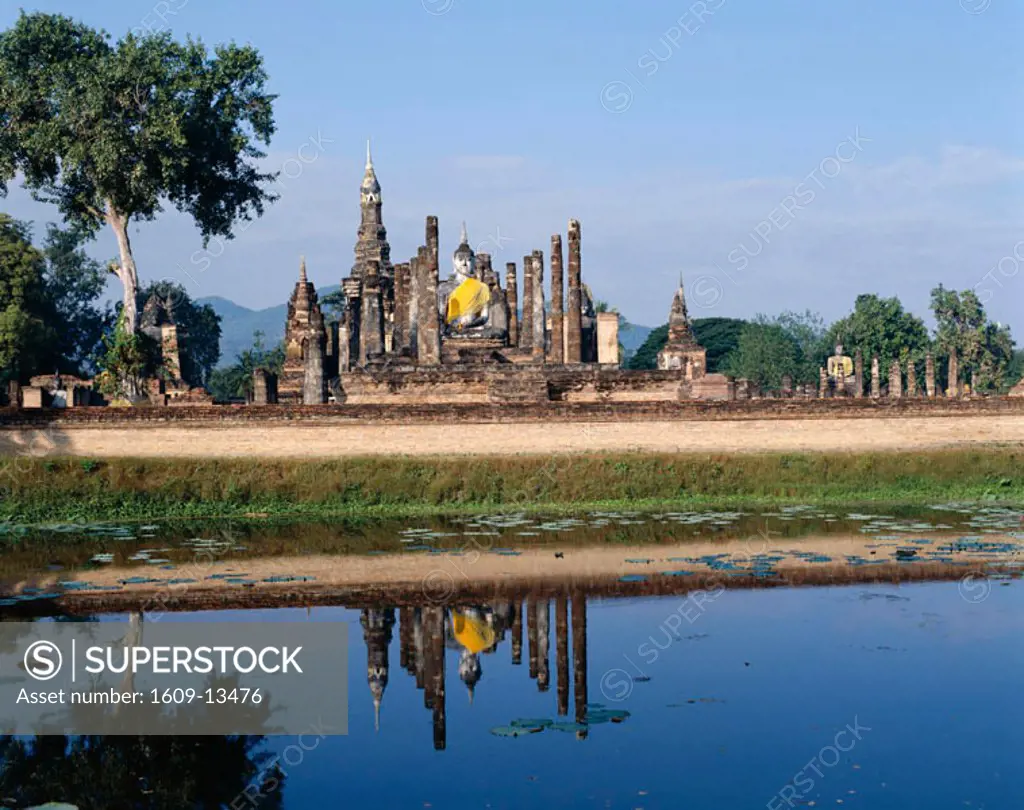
left=107, top=204, right=141, bottom=398
left=107, top=205, right=139, bottom=335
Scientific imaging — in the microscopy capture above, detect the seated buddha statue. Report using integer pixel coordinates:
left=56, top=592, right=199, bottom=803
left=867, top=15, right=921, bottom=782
left=437, top=223, right=507, bottom=339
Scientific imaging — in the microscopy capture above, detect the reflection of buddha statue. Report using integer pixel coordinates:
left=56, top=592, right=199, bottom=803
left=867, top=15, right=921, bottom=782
left=437, top=224, right=505, bottom=338
left=450, top=607, right=493, bottom=703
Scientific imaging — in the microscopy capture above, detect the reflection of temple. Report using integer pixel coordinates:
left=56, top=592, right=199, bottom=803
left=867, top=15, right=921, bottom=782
left=380, top=593, right=590, bottom=750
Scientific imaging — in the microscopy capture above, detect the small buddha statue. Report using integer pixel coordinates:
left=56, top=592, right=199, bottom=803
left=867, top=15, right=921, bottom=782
left=827, top=342, right=854, bottom=395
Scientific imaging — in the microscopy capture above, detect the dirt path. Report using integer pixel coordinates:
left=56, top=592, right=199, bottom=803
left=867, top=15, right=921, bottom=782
left=2, top=415, right=1023, bottom=458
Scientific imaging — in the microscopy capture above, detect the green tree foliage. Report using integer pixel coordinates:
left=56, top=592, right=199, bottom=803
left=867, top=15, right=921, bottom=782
left=723, top=322, right=800, bottom=392
left=135, top=280, right=222, bottom=388
left=930, top=285, right=1015, bottom=392
left=1008, top=350, right=1024, bottom=390
left=93, top=311, right=158, bottom=399
left=824, top=294, right=930, bottom=378
left=320, top=289, right=346, bottom=324
left=0, top=733, right=284, bottom=808
left=0, top=213, right=53, bottom=383
left=770, top=310, right=828, bottom=384
left=0, top=11, right=278, bottom=348
left=39, top=222, right=111, bottom=375
left=208, top=330, right=285, bottom=401
left=625, top=318, right=746, bottom=371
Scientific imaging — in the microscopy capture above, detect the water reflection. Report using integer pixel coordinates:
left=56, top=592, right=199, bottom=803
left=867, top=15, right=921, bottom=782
left=372, top=593, right=622, bottom=748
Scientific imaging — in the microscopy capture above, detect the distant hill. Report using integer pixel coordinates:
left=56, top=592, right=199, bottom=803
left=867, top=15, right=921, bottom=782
left=202, top=290, right=653, bottom=367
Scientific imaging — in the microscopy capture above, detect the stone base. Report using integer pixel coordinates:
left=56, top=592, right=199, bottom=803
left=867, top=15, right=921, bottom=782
left=688, top=373, right=733, bottom=401
left=441, top=336, right=511, bottom=365
left=487, top=371, right=550, bottom=404
left=1009, top=377, right=1024, bottom=398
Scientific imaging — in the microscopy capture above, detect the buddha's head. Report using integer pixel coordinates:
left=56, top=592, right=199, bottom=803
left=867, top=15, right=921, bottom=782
left=835, top=343, right=844, bottom=356
left=453, top=222, right=476, bottom=279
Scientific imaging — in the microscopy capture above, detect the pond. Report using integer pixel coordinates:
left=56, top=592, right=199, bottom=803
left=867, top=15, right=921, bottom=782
left=0, top=504, right=1021, bottom=808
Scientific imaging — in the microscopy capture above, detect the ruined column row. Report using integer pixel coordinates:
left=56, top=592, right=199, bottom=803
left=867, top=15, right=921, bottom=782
left=815, top=352, right=975, bottom=399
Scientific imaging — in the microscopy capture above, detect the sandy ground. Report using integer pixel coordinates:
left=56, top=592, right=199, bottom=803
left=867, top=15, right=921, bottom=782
left=12, top=534, right=1019, bottom=606
left=2, top=415, right=1024, bottom=458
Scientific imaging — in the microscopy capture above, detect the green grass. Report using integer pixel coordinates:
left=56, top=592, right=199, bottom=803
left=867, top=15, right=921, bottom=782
left=0, top=449, right=1021, bottom=525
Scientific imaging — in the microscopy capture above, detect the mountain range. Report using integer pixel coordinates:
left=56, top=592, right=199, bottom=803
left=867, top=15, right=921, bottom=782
left=199, top=290, right=655, bottom=368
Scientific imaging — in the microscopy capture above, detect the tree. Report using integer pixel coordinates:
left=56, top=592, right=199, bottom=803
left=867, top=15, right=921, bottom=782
left=208, top=330, right=284, bottom=401
left=930, top=285, right=1015, bottom=392
left=824, top=294, right=930, bottom=378
left=0, top=213, right=53, bottom=383
left=135, top=280, right=221, bottom=387
left=39, top=221, right=111, bottom=376
left=0, top=12, right=278, bottom=387
left=770, top=310, right=828, bottom=385
left=723, top=322, right=800, bottom=392
left=625, top=318, right=747, bottom=371
left=320, top=289, right=346, bottom=325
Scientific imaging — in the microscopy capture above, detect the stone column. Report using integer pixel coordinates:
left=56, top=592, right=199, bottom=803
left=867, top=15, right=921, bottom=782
left=527, top=596, right=538, bottom=680
left=871, top=356, right=881, bottom=398
left=520, top=254, right=534, bottom=352
left=565, top=219, right=583, bottom=364
left=505, top=262, right=519, bottom=347
left=253, top=369, right=269, bottom=405
left=531, top=250, right=546, bottom=362
left=392, top=262, right=409, bottom=354
left=889, top=358, right=903, bottom=399
left=416, top=246, right=441, bottom=366
left=818, top=367, right=827, bottom=399
left=854, top=350, right=864, bottom=398
left=511, top=600, right=522, bottom=666
left=549, top=235, right=564, bottom=364
left=303, top=334, right=326, bottom=404
left=408, top=256, right=420, bottom=358
left=429, top=606, right=446, bottom=751
left=970, top=369, right=978, bottom=397
left=597, top=312, right=619, bottom=365
left=781, top=375, right=793, bottom=397
left=925, top=353, right=936, bottom=398
left=342, top=278, right=361, bottom=371
left=7, top=381, right=20, bottom=408
left=359, top=260, right=385, bottom=364
left=907, top=360, right=917, bottom=397
left=947, top=348, right=959, bottom=398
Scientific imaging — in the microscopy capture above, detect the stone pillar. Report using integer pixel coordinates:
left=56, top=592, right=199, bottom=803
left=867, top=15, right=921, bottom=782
left=416, top=246, right=441, bottom=366
left=947, top=348, right=959, bottom=398
left=549, top=235, right=564, bottom=364
left=871, top=356, right=880, bottom=398
left=597, top=312, right=619, bottom=366
left=408, top=256, right=420, bottom=359
left=7, top=381, right=20, bottom=408
left=359, top=260, right=384, bottom=364
left=505, top=262, right=519, bottom=347
left=970, top=369, right=978, bottom=397
left=565, top=219, right=583, bottom=364
left=818, top=367, right=827, bottom=399
left=925, top=353, right=936, bottom=398
left=253, top=369, right=269, bottom=405
left=536, top=600, right=550, bottom=693
left=889, top=358, right=903, bottom=399
left=303, top=334, right=326, bottom=405
left=520, top=254, right=534, bottom=352
left=781, top=375, right=793, bottom=398
left=343, top=278, right=361, bottom=371
left=392, top=262, right=409, bottom=354
left=854, top=350, right=864, bottom=399
left=531, top=251, right=546, bottom=362
left=511, top=600, right=522, bottom=666
left=906, top=360, right=917, bottom=397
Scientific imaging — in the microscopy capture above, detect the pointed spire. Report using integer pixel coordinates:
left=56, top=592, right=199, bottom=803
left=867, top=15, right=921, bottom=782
left=468, top=684, right=475, bottom=705
left=374, top=697, right=381, bottom=732
left=460, top=221, right=469, bottom=245
left=366, top=138, right=373, bottom=169
left=299, top=255, right=307, bottom=283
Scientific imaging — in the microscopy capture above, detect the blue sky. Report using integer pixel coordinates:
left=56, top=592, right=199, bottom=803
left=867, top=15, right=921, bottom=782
left=2, top=0, right=1021, bottom=332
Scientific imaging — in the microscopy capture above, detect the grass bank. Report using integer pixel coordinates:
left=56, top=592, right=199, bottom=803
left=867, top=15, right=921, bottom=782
left=0, top=449, right=1021, bottom=525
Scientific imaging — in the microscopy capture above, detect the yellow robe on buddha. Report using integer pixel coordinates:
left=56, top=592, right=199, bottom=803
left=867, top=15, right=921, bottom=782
left=446, top=277, right=491, bottom=325
left=451, top=610, right=496, bottom=654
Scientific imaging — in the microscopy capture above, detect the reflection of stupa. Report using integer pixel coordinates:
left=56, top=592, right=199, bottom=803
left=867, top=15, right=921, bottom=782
left=360, top=608, right=395, bottom=731
left=450, top=608, right=495, bottom=703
